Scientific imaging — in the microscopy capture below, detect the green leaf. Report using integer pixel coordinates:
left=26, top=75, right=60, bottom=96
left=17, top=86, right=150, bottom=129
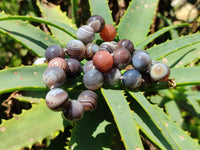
left=165, top=99, right=183, bottom=126
left=0, top=100, right=71, bottom=150
left=89, top=0, right=113, bottom=24
left=135, top=23, right=189, bottom=49
left=101, top=89, right=144, bottom=150
left=129, top=92, right=180, bottom=149
left=15, top=95, right=42, bottom=104
left=186, top=94, right=200, bottom=114
left=89, top=0, right=114, bottom=43
left=117, top=0, right=159, bottom=44
left=0, top=65, right=47, bottom=94
left=37, top=1, right=76, bottom=44
left=153, top=105, right=200, bottom=149
left=0, top=13, right=61, bottom=57
left=69, top=98, right=115, bottom=150
left=156, top=42, right=200, bottom=68
left=147, top=33, right=200, bottom=61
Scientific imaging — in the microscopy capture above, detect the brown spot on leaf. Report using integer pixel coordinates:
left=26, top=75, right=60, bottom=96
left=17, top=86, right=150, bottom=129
left=131, top=9, right=134, bottom=12
left=144, top=4, right=148, bottom=8
left=136, top=6, right=139, bottom=9
left=0, top=127, right=6, bottom=132
left=164, top=123, right=169, bottom=127
left=45, top=36, right=49, bottom=40
left=19, top=77, right=24, bottom=80
left=127, top=23, right=130, bottom=26
left=29, top=137, right=34, bottom=142
left=136, top=148, right=142, bottom=150
left=162, top=58, right=168, bottom=63
left=14, top=71, right=18, bottom=75
left=180, top=135, right=184, bottom=140
left=33, top=72, right=37, bottom=75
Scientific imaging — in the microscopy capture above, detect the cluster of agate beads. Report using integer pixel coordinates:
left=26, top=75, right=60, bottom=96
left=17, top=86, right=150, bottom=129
left=40, top=14, right=171, bottom=122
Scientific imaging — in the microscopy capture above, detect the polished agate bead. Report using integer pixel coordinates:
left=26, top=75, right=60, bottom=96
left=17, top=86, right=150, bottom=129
left=113, top=48, right=131, bottom=69
left=85, top=43, right=99, bottom=60
left=48, top=57, right=68, bottom=72
left=99, top=42, right=116, bottom=53
left=83, top=69, right=104, bottom=90
left=132, top=51, right=152, bottom=72
left=83, top=60, right=96, bottom=74
left=76, top=25, right=95, bottom=44
left=87, top=15, right=105, bottom=33
left=104, top=68, right=121, bottom=87
left=93, top=51, right=114, bottom=72
left=122, top=69, right=142, bottom=90
left=78, top=90, right=98, bottom=111
left=34, top=57, right=47, bottom=65
left=65, top=39, right=86, bottom=60
left=45, top=45, right=65, bottom=61
left=117, top=39, right=135, bottom=54
left=45, top=88, right=68, bottom=111
left=62, top=100, right=84, bottom=121
left=43, top=66, right=66, bottom=89
left=100, top=24, right=116, bottom=42
left=65, top=58, right=82, bottom=78
left=150, top=63, right=170, bottom=82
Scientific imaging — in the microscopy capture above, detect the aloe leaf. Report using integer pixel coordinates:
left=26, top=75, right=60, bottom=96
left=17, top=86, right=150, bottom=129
left=0, top=14, right=61, bottom=57
left=165, top=99, right=183, bottom=126
left=71, top=0, right=79, bottom=24
left=0, top=12, right=77, bottom=39
left=15, top=95, right=42, bottom=104
left=153, top=105, right=200, bottom=149
left=89, top=0, right=113, bottom=24
left=0, top=65, right=47, bottom=94
left=132, top=110, right=171, bottom=150
left=135, top=23, right=189, bottom=49
left=156, top=42, right=200, bottom=68
left=143, top=67, right=200, bottom=91
left=37, top=0, right=76, bottom=44
left=117, top=0, right=159, bottom=44
left=0, top=100, right=71, bottom=150
left=129, top=92, right=181, bottom=149
left=147, top=33, right=200, bottom=61
left=101, top=89, right=144, bottom=150
left=186, top=94, right=200, bottom=114
left=89, top=0, right=114, bottom=42
left=69, top=97, right=115, bottom=150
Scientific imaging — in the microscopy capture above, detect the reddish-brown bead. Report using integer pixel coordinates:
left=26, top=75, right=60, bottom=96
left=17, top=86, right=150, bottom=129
left=48, top=57, right=68, bottom=72
left=92, top=51, right=113, bottom=72
left=100, top=24, right=116, bottom=42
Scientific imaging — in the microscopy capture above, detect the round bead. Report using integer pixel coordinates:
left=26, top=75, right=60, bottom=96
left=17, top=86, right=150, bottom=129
left=34, top=57, right=47, bottom=65
left=150, top=63, right=170, bottom=82
left=113, top=48, right=131, bottom=69
left=65, top=58, right=82, bottom=78
left=83, top=69, right=104, bottom=90
left=122, top=69, right=142, bottom=90
left=87, top=15, right=105, bottom=33
left=117, top=39, right=135, bottom=54
left=65, top=39, right=86, bottom=60
left=104, top=68, right=121, bottom=87
left=48, top=57, right=68, bottom=72
left=85, top=43, right=99, bottom=60
left=93, top=51, right=113, bottom=72
left=100, top=24, right=116, bottom=42
left=62, top=100, right=84, bottom=122
left=99, top=42, right=117, bottom=53
left=45, top=45, right=65, bottom=61
left=83, top=60, right=96, bottom=74
left=43, top=66, right=66, bottom=89
left=78, top=90, right=98, bottom=111
left=45, top=88, right=68, bottom=111
left=76, top=25, right=95, bottom=44
left=140, top=71, right=152, bottom=87
left=132, top=51, right=152, bottom=72
left=134, top=49, right=148, bottom=55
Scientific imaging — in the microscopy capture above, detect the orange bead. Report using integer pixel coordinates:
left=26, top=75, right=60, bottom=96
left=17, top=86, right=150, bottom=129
left=100, top=24, right=116, bottom=42
left=92, top=51, right=113, bottom=72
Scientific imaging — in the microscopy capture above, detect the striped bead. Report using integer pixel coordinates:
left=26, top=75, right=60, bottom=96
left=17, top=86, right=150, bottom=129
left=48, top=57, right=68, bottom=72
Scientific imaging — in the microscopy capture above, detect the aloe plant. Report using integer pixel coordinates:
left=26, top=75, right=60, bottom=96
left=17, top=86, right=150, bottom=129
left=0, top=0, right=200, bottom=149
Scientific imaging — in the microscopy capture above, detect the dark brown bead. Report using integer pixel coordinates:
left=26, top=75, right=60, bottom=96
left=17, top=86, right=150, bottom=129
left=78, top=90, right=98, bottom=111
left=48, top=57, right=68, bottom=72
left=65, top=58, right=82, bottom=78
left=113, top=48, right=131, bottom=69
left=45, top=45, right=65, bottom=61
left=65, top=40, right=86, bottom=61
left=117, top=39, right=135, bottom=54
left=87, top=15, right=105, bottom=33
